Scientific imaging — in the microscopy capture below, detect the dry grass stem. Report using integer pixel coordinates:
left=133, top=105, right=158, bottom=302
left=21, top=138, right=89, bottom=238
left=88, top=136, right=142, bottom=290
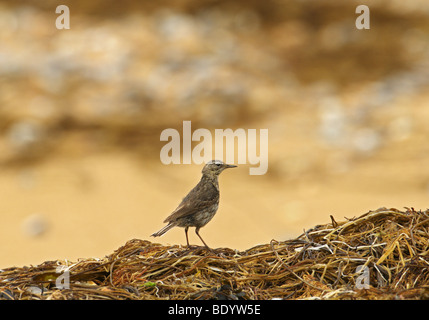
left=1, top=207, right=429, bottom=300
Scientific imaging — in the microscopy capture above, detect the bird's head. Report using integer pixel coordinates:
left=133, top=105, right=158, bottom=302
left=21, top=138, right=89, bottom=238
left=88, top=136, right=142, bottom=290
left=202, top=160, right=237, bottom=177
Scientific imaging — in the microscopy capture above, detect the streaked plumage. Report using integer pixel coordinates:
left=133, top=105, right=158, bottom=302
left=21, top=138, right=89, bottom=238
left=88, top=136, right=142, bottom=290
left=151, top=160, right=236, bottom=249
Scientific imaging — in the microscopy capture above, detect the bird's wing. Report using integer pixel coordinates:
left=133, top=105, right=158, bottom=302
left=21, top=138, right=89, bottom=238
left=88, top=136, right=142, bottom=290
left=163, top=180, right=219, bottom=223
left=163, top=198, right=217, bottom=223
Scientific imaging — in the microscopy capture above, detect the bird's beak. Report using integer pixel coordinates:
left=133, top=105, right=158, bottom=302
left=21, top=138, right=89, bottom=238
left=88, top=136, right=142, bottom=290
left=225, top=164, right=237, bottom=168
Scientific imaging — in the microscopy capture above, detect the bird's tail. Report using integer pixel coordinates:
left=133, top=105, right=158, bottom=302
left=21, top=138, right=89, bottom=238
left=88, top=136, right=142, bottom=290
left=151, top=223, right=175, bottom=238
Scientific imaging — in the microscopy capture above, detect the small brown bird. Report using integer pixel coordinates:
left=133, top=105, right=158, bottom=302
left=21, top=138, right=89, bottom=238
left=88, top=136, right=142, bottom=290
left=151, top=160, right=237, bottom=249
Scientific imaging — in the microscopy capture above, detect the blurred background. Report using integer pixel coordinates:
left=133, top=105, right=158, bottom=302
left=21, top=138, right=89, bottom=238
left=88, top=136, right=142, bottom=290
left=1, top=0, right=429, bottom=268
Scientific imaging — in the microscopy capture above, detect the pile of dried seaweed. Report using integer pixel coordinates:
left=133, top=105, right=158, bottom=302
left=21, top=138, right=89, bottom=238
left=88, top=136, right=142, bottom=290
left=1, top=208, right=429, bottom=300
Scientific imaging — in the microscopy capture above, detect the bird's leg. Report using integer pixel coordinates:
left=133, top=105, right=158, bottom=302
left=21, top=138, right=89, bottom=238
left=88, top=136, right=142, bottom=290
left=195, top=227, right=211, bottom=250
left=185, top=227, right=190, bottom=247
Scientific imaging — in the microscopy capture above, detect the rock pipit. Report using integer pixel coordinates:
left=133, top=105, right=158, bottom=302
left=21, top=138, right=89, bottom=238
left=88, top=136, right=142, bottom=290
left=151, top=160, right=236, bottom=249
